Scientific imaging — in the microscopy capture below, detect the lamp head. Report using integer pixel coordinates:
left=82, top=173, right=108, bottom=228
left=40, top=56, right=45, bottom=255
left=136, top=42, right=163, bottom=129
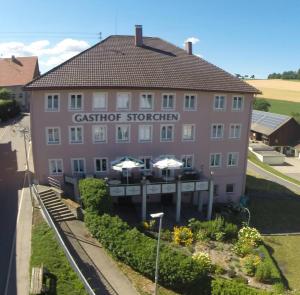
left=150, top=212, right=164, bottom=219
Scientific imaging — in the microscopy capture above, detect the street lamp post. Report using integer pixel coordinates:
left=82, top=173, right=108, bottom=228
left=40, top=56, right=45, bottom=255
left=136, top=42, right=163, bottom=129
left=150, top=212, right=164, bottom=295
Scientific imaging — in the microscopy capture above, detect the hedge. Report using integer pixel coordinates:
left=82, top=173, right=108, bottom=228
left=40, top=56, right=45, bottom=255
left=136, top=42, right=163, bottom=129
left=211, top=278, right=272, bottom=295
left=0, top=99, right=20, bottom=121
left=85, top=212, right=208, bottom=292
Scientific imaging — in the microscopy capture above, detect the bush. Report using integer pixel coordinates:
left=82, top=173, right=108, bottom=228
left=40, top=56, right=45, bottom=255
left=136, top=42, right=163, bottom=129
left=255, top=262, right=273, bottom=283
left=192, top=252, right=213, bottom=272
left=238, top=227, right=262, bottom=247
left=0, top=99, right=20, bottom=121
left=211, top=278, right=271, bottom=295
left=79, top=178, right=112, bottom=214
left=241, top=254, right=261, bottom=276
left=85, top=212, right=208, bottom=292
left=0, top=88, right=12, bottom=100
left=173, top=226, right=193, bottom=246
left=234, top=239, right=255, bottom=257
left=188, top=217, right=238, bottom=242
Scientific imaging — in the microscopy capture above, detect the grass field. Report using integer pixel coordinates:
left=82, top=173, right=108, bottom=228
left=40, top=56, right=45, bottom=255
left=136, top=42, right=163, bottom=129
left=265, top=98, right=300, bottom=116
left=247, top=174, right=300, bottom=291
left=247, top=79, right=300, bottom=102
left=31, top=210, right=87, bottom=295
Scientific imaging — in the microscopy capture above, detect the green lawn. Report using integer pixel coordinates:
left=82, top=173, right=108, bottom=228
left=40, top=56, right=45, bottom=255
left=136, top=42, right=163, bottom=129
left=31, top=211, right=88, bottom=295
left=262, top=97, right=300, bottom=116
left=246, top=174, right=300, bottom=291
left=248, top=151, right=300, bottom=187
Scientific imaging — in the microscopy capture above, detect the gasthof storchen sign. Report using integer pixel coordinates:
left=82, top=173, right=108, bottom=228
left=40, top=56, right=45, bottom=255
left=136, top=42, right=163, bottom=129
left=72, top=112, right=180, bottom=123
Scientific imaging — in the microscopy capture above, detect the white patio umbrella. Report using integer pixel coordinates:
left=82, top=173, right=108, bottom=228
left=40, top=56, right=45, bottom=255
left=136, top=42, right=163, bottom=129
left=153, top=156, right=183, bottom=182
left=111, top=156, right=144, bottom=184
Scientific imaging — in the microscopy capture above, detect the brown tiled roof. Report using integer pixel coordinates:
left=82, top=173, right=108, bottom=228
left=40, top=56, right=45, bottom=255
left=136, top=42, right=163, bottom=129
left=0, top=56, right=39, bottom=87
left=25, top=36, right=260, bottom=94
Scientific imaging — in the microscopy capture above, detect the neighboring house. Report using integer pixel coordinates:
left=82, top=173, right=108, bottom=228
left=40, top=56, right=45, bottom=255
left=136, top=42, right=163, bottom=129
left=25, top=25, right=259, bottom=219
left=0, top=56, right=40, bottom=110
left=251, top=110, right=300, bottom=156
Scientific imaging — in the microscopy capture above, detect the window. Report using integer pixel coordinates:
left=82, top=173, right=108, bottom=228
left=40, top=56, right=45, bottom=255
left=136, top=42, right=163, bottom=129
left=69, top=93, right=83, bottom=110
left=45, top=94, right=59, bottom=111
left=93, top=92, right=107, bottom=110
left=210, top=153, right=222, bottom=167
left=227, top=152, right=239, bottom=167
left=94, top=158, right=108, bottom=173
left=182, top=155, right=193, bottom=169
left=46, top=127, right=60, bottom=144
left=160, top=124, right=174, bottom=142
left=214, top=95, right=226, bottom=110
left=71, top=158, right=85, bottom=174
left=19, top=93, right=23, bottom=99
left=49, top=159, right=63, bottom=175
left=184, top=94, right=197, bottom=110
left=162, top=94, right=175, bottom=110
left=211, top=124, right=224, bottom=139
left=116, top=125, right=130, bottom=143
left=92, top=125, right=107, bottom=143
left=213, top=184, right=219, bottom=196
left=229, top=124, right=241, bottom=139
left=226, top=183, right=234, bottom=194
left=182, top=124, right=195, bottom=141
left=140, top=156, right=152, bottom=171
left=117, top=92, right=131, bottom=110
left=138, top=125, right=152, bottom=142
left=140, top=93, right=153, bottom=110
left=232, top=96, right=244, bottom=111
left=69, top=126, right=83, bottom=144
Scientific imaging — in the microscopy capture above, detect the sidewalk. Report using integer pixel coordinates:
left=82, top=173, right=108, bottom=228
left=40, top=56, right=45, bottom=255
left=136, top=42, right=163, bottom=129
left=59, top=219, right=139, bottom=295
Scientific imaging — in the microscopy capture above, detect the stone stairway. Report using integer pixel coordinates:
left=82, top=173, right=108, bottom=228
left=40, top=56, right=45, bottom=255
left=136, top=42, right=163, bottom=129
left=39, top=189, right=76, bottom=222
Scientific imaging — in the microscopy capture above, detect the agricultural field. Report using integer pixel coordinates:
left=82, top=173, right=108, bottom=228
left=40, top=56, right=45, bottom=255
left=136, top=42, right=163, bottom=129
left=247, top=79, right=300, bottom=102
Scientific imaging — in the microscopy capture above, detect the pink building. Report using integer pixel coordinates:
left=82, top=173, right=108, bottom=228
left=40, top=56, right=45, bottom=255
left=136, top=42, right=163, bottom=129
left=26, top=26, right=259, bottom=220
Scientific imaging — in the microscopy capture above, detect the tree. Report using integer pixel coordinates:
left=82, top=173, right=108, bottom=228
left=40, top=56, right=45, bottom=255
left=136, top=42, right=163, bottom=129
left=253, top=99, right=271, bottom=112
left=0, top=88, right=12, bottom=100
left=250, top=75, right=255, bottom=79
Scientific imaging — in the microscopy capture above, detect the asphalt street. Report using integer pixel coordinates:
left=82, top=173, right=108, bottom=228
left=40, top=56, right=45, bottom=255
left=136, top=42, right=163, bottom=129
left=247, top=160, right=300, bottom=195
left=0, top=114, right=31, bottom=295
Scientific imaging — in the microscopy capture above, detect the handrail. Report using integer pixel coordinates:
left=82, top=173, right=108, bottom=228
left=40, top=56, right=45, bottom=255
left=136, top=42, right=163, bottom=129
left=32, top=184, right=96, bottom=295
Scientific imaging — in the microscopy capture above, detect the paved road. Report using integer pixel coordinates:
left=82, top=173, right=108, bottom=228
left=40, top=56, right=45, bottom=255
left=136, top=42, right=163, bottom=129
left=0, top=114, right=32, bottom=295
left=247, top=160, right=300, bottom=195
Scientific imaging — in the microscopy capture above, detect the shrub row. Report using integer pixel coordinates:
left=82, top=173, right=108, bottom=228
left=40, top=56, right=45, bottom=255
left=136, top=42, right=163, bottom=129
left=0, top=99, right=20, bottom=121
left=85, top=212, right=208, bottom=292
left=188, top=217, right=238, bottom=242
left=211, top=278, right=272, bottom=295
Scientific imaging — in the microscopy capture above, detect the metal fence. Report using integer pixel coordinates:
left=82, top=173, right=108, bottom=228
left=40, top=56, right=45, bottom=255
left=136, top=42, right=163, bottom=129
left=32, top=184, right=96, bottom=295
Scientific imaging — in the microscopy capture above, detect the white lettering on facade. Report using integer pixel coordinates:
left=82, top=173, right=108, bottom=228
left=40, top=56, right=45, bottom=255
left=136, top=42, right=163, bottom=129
left=72, top=112, right=180, bottom=123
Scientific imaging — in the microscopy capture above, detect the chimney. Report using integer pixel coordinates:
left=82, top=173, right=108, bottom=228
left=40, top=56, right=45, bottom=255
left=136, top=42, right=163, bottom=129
left=135, top=25, right=143, bottom=47
left=185, top=41, right=193, bottom=55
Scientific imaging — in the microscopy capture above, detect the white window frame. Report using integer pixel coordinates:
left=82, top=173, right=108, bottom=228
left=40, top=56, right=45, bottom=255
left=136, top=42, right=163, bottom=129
left=116, top=92, right=131, bottom=111
left=181, top=154, right=194, bottom=169
left=116, top=124, right=130, bottom=143
left=92, top=125, right=107, bottom=144
left=48, top=159, right=64, bottom=176
left=45, top=93, right=60, bottom=112
left=161, top=93, right=176, bottom=111
left=160, top=124, right=174, bottom=142
left=94, top=157, right=109, bottom=173
left=213, top=94, right=226, bottom=111
left=92, top=92, right=107, bottom=111
left=71, top=158, right=86, bottom=174
left=227, top=152, right=239, bottom=167
left=139, top=93, right=154, bottom=110
left=211, top=124, right=224, bottom=139
left=69, top=126, right=84, bottom=144
left=210, top=153, right=222, bottom=168
left=138, top=125, right=153, bottom=143
left=46, top=127, right=61, bottom=145
left=68, top=93, right=84, bottom=111
left=139, top=156, right=152, bottom=171
left=232, top=96, right=244, bottom=111
left=182, top=124, right=195, bottom=141
left=183, top=94, right=197, bottom=111
left=229, top=123, right=242, bottom=139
